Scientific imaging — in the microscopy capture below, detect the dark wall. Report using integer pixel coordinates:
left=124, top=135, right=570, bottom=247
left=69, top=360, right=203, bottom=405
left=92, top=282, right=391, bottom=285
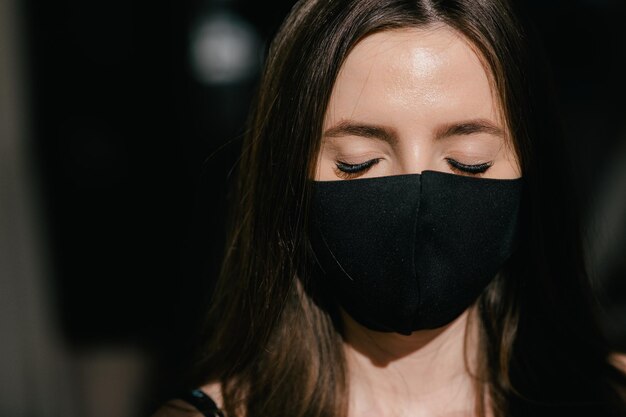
left=22, top=0, right=298, bottom=408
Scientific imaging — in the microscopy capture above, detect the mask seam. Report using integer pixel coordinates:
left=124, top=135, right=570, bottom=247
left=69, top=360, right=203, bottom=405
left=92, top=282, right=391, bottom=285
left=410, top=174, right=422, bottom=328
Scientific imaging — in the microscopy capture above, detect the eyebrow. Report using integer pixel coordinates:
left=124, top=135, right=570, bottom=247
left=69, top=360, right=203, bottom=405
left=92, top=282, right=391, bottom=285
left=434, top=119, right=505, bottom=140
left=323, top=118, right=504, bottom=143
left=323, top=120, right=398, bottom=144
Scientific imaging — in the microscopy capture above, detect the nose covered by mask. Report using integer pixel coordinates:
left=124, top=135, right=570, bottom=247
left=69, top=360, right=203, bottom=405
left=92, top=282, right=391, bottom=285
left=309, top=170, right=523, bottom=335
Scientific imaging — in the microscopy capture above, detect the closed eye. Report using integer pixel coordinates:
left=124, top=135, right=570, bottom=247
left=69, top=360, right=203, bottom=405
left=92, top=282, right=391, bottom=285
left=334, top=158, right=381, bottom=179
left=445, top=158, right=493, bottom=175
left=333, top=157, right=492, bottom=179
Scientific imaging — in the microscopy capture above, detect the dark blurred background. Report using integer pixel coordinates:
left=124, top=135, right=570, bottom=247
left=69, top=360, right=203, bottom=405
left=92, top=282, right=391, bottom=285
left=1, top=0, right=625, bottom=416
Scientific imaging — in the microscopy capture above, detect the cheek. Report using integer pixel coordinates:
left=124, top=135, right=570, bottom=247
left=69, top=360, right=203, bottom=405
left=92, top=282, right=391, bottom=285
left=493, top=142, right=521, bottom=179
left=312, top=147, right=324, bottom=180
left=314, top=146, right=337, bottom=181
left=314, top=153, right=331, bottom=181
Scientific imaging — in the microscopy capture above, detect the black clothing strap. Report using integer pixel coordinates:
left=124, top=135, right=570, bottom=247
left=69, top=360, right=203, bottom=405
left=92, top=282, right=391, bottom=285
left=178, top=389, right=224, bottom=417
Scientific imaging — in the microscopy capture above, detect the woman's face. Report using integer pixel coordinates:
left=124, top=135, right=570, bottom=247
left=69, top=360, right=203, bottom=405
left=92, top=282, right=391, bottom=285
left=316, top=26, right=520, bottom=181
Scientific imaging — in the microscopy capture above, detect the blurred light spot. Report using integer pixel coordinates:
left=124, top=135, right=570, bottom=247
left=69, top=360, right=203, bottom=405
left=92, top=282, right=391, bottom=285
left=190, top=11, right=261, bottom=85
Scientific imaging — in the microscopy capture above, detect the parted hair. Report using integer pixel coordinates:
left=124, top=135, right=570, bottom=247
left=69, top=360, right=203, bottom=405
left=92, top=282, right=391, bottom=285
left=188, top=1, right=626, bottom=416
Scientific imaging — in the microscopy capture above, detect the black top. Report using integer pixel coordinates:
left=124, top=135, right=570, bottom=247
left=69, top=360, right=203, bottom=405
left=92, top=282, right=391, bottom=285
left=178, top=389, right=224, bottom=417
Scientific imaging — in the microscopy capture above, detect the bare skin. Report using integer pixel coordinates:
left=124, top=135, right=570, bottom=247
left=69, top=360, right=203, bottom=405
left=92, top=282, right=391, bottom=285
left=342, top=309, right=481, bottom=417
left=316, top=26, right=519, bottom=182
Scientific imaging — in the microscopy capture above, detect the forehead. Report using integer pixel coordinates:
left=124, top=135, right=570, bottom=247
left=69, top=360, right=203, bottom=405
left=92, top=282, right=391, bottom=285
left=325, top=26, right=503, bottom=133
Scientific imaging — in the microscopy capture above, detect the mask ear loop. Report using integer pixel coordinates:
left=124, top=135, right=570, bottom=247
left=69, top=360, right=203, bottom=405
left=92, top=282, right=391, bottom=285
left=304, top=215, right=347, bottom=337
left=314, top=228, right=355, bottom=282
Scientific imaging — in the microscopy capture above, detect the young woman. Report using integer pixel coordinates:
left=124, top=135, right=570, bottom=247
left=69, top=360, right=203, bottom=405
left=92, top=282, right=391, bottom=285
left=155, top=0, right=626, bottom=416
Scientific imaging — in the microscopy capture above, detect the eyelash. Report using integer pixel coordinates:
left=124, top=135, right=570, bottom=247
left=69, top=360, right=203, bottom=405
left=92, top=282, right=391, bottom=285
left=334, top=159, right=381, bottom=179
left=334, top=157, right=493, bottom=178
left=444, top=158, right=493, bottom=175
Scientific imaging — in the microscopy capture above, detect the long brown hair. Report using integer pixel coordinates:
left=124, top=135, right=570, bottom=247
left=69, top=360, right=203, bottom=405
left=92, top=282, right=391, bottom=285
left=189, top=1, right=626, bottom=416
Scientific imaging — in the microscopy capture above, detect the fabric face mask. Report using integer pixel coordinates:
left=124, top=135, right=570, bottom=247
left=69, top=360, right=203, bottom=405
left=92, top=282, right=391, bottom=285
left=309, top=170, right=523, bottom=335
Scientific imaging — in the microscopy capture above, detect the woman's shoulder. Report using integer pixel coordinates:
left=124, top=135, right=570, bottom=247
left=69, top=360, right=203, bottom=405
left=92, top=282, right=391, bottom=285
left=151, top=382, right=223, bottom=417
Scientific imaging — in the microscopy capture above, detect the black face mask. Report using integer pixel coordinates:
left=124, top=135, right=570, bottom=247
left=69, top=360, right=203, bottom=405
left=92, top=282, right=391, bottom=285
left=309, top=170, right=523, bottom=335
